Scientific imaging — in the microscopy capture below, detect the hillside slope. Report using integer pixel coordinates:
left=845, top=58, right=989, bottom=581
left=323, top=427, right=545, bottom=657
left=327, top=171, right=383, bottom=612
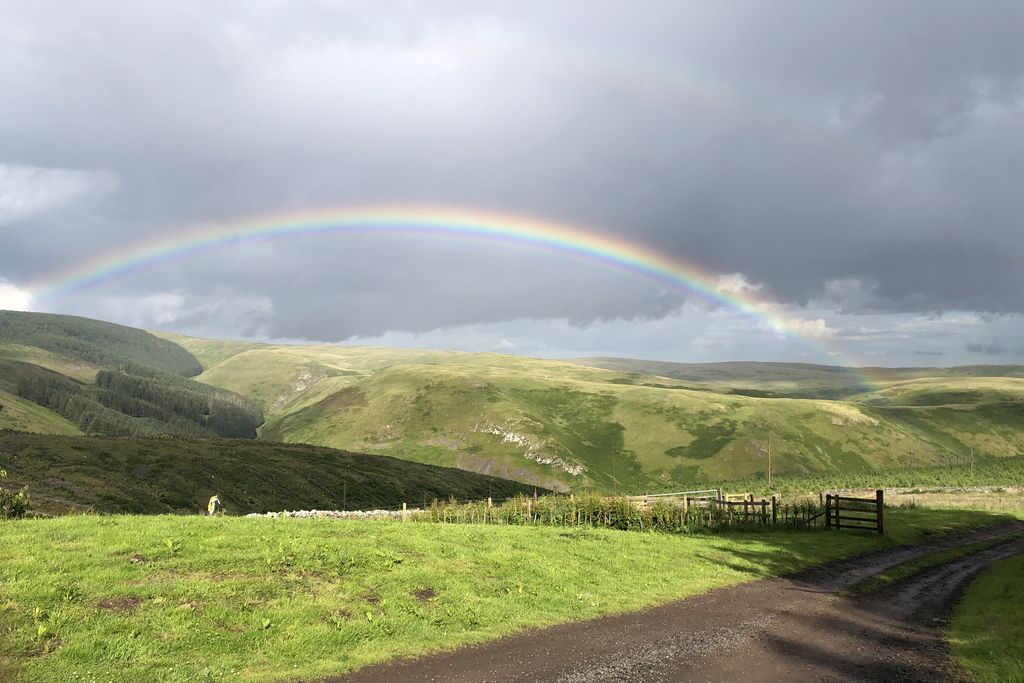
left=0, top=432, right=546, bottom=514
left=0, top=310, right=202, bottom=376
left=0, top=311, right=263, bottom=438
left=0, top=388, right=81, bottom=435
left=165, top=335, right=1024, bottom=493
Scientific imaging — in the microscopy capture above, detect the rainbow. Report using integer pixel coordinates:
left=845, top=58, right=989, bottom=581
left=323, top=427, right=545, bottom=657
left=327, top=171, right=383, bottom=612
left=31, top=205, right=873, bottom=388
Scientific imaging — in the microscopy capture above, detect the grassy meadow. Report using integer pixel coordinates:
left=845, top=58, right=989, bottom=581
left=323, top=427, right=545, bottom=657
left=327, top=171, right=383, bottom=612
left=0, top=507, right=1010, bottom=683
left=949, top=545, right=1024, bottom=682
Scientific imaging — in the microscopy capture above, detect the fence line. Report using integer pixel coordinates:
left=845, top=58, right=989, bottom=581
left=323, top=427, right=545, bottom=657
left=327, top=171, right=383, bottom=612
left=313, top=488, right=886, bottom=536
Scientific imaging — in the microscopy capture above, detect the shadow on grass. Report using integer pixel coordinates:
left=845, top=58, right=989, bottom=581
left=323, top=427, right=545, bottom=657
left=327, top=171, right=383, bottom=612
left=684, top=507, right=1016, bottom=585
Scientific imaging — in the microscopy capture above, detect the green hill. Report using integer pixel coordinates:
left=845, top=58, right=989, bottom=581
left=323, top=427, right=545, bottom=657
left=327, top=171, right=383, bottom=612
left=0, top=310, right=202, bottom=376
left=159, top=335, right=1024, bottom=493
left=0, top=388, right=81, bottom=435
left=0, top=311, right=263, bottom=438
left=0, top=432, right=546, bottom=515
left=5, top=313, right=1022, bottom=497
left=570, top=357, right=1024, bottom=399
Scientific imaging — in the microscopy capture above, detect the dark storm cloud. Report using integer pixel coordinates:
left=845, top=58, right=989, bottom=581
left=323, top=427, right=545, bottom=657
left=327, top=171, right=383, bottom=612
left=1, top=0, right=1022, bottom=348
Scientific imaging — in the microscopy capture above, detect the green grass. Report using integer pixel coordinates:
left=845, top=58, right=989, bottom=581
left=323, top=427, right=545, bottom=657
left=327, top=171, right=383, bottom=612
left=0, top=433, right=546, bottom=515
left=948, top=545, right=1024, bottom=682
left=0, top=507, right=1006, bottom=683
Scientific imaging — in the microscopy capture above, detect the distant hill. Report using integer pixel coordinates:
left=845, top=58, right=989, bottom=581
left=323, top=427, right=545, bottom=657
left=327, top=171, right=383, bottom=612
left=0, top=310, right=262, bottom=438
left=570, top=357, right=1024, bottom=399
left=5, top=312, right=1021, bottom=496
left=0, top=432, right=547, bottom=515
left=162, top=334, right=1024, bottom=493
left=0, top=310, right=202, bottom=376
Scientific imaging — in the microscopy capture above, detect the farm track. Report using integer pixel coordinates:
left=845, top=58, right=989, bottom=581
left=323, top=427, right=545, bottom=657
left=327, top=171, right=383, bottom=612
left=321, top=521, right=1024, bottom=683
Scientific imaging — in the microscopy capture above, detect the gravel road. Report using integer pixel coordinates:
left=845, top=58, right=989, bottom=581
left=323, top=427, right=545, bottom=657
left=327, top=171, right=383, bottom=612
left=319, top=522, right=1024, bottom=683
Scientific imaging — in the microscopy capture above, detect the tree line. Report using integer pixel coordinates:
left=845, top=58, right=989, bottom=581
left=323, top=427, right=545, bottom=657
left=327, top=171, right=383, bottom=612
left=17, top=367, right=262, bottom=438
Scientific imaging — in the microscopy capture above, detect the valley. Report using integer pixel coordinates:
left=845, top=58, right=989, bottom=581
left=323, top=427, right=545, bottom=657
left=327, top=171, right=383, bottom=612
left=2, top=311, right=1023, bottom=497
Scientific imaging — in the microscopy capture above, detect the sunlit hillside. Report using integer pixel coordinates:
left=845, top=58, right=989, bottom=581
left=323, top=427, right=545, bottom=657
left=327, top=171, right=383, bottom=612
left=164, top=333, right=1024, bottom=492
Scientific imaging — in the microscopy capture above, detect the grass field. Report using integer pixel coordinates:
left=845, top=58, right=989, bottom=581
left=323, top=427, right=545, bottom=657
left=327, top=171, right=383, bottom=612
left=0, top=507, right=1008, bottom=683
left=949, top=545, right=1024, bottom=682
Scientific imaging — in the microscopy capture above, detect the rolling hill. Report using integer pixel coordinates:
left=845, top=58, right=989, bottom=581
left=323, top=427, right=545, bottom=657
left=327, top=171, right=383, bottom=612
left=0, top=432, right=546, bottom=515
left=161, top=334, right=1024, bottom=493
left=4, top=310, right=1023, bottom=497
left=569, top=357, right=1024, bottom=399
left=0, top=311, right=263, bottom=438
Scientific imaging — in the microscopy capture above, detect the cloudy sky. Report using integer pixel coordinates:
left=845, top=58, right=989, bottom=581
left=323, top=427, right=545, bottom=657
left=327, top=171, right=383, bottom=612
left=2, top=1, right=1023, bottom=366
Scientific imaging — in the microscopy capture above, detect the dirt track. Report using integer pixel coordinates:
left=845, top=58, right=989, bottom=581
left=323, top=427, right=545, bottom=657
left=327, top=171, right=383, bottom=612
left=321, top=522, right=1024, bottom=683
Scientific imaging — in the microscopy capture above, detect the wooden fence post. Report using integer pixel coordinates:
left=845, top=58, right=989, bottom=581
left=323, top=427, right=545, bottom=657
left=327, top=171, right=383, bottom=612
left=771, top=495, right=777, bottom=525
left=876, top=489, right=884, bottom=535
left=402, top=502, right=408, bottom=522
left=819, top=491, right=824, bottom=507
left=834, top=495, right=841, bottom=531
left=716, top=488, right=723, bottom=503
left=683, top=496, right=689, bottom=514
left=825, top=494, right=832, bottom=529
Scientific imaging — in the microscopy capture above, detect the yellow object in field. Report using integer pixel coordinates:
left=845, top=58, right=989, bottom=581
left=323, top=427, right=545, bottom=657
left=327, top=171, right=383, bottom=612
left=207, top=495, right=222, bottom=516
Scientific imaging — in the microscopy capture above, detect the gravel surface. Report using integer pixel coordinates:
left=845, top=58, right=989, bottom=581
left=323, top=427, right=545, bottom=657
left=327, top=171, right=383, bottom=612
left=315, top=521, right=1024, bottom=683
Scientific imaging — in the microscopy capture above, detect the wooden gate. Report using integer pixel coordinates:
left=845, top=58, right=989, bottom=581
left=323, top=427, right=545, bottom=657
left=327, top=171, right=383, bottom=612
left=825, top=489, right=884, bottom=534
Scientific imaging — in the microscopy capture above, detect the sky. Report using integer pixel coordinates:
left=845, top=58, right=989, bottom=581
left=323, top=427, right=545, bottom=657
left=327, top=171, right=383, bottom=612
left=1, top=1, right=1023, bottom=367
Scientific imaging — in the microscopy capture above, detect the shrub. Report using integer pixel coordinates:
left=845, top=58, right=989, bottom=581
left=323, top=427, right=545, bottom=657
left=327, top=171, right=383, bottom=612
left=0, top=469, right=30, bottom=519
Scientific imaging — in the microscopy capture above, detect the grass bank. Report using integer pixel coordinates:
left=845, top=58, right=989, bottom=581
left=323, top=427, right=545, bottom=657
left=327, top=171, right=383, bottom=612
left=0, top=507, right=1010, bottom=682
left=947, top=512, right=1024, bottom=683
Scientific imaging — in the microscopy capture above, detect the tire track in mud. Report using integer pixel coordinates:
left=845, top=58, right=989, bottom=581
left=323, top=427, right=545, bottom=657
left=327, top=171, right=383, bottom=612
left=318, top=521, right=1024, bottom=683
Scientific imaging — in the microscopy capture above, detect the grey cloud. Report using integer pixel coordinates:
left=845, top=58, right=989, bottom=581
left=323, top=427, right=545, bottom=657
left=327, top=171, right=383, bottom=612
left=1, top=1, right=1023, bottom=359
left=966, top=341, right=1024, bottom=357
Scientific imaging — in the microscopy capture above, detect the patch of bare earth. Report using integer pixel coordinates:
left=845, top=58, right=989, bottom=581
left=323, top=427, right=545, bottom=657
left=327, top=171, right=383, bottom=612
left=97, top=596, right=143, bottom=613
left=322, top=522, right=1024, bottom=683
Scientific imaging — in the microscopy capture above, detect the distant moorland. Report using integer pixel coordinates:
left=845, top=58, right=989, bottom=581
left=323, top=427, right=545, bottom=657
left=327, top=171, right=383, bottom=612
left=2, top=309, right=1024, bottom=497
